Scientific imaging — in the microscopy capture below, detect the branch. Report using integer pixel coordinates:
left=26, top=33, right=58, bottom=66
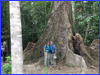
left=47, top=2, right=65, bottom=20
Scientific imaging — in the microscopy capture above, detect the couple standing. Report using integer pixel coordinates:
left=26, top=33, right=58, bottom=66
left=44, top=41, right=57, bottom=66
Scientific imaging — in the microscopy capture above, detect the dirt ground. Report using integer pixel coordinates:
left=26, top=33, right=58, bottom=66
left=1, top=57, right=99, bottom=74
left=23, top=62, right=99, bottom=74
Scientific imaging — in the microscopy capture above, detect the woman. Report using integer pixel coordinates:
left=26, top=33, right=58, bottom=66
left=44, top=41, right=50, bottom=66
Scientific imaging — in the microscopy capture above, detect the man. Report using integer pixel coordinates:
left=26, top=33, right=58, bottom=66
left=50, top=41, right=57, bottom=66
left=2, top=41, right=8, bottom=62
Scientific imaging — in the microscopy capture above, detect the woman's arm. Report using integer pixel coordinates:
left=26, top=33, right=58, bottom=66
left=44, top=48, right=46, bottom=56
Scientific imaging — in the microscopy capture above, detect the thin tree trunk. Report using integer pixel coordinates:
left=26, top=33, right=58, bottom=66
left=21, top=3, right=26, bottom=50
left=9, top=1, right=23, bottom=74
left=81, top=1, right=83, bottom=16
left=48, top=1, right=54, bottom=14
left=45, top=2, right=46, bottom=25
left=32, top=26, right=33, bottom=42
left=6, top=2, right=11, bottom=55
left=5, top=2, right=9, bottom=55
left=84, top=15, right=90, bottom=44
left=74, top=1, right=78, bottom=33
left=29, top=1, right=34, bottom=42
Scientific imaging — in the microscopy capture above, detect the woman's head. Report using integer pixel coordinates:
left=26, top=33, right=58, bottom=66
left=47, top=41, right=50, bottom=45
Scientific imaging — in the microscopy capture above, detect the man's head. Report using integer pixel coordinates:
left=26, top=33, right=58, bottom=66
left=3, top=41, right=6, bottom=45
left=50, top=41, right=53, bottom=45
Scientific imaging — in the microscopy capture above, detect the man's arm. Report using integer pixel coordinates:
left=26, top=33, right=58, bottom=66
left=55, top=50, right=57, bottom=56
left=44, top=45, right=46, bottom=56
left=55, top=45, right=57, bottom=56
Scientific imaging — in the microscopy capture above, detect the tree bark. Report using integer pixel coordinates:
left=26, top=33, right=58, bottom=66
left=9, top=1, right=23, bottom=74
left=72, top=33, right=95, bottom=66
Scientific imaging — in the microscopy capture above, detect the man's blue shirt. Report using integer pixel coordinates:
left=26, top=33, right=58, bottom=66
left=50, top=45, right=57, bottom=53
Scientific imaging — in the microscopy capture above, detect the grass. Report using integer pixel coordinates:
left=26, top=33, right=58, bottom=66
left=80, top=69, right=83, bottom=72
left=32, top=66, right=49, bottom=74
left=24, top=61, right=29, bottom=65
left=24, top=68, right=26, bottom=70
left=44, top=66, right=48, bottom=74
left=70, top=71, right=72, bottom=74
left=67, top=64, right=76, bottom=67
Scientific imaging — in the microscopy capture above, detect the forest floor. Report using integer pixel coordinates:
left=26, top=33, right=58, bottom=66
left=1, top=57, right=99, bottom=74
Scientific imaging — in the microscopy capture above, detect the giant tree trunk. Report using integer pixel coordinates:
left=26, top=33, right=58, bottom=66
left=72, top=33, right=95, bottom=66
left=24, top=1, right=73, bottom=61
left=24, top=1, right=95, bottom=70
left=9, top=1, right=23, bottom=74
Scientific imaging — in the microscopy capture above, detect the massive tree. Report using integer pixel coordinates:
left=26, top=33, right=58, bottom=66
left=24, top=1, right=97, bottom=69
left=24, top=1, right=73, bottom=60
left=9, top=1, right=23, bottom=74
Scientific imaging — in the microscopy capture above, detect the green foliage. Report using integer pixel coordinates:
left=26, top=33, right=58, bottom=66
left=1, top=1, right=99, bottom=50
left=72, top=1, right=99, bottom=45
left=24, top=61, right=29, bottom=65
left=1, top=64, right=11, bottom=74
left=5, top=56, right=11, bottom=62
left=1, top=1, right=53, bottom=50
left=1, top=1, right=10, bottom=43
left=1, top=56, right=11, bottom=74
left=44, top=66, right=48, bottom=74
left=20, top=1, right=53, bottom=49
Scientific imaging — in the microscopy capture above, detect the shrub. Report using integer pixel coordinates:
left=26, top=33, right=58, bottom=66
left=1, top=64, right=11, bottom=74
left=5, top=56, right=11, bottom=62
left=1, top=56, right=11, bottom=74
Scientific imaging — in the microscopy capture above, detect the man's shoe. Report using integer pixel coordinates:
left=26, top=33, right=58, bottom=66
left=49, top=64, right=53, bottom=65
